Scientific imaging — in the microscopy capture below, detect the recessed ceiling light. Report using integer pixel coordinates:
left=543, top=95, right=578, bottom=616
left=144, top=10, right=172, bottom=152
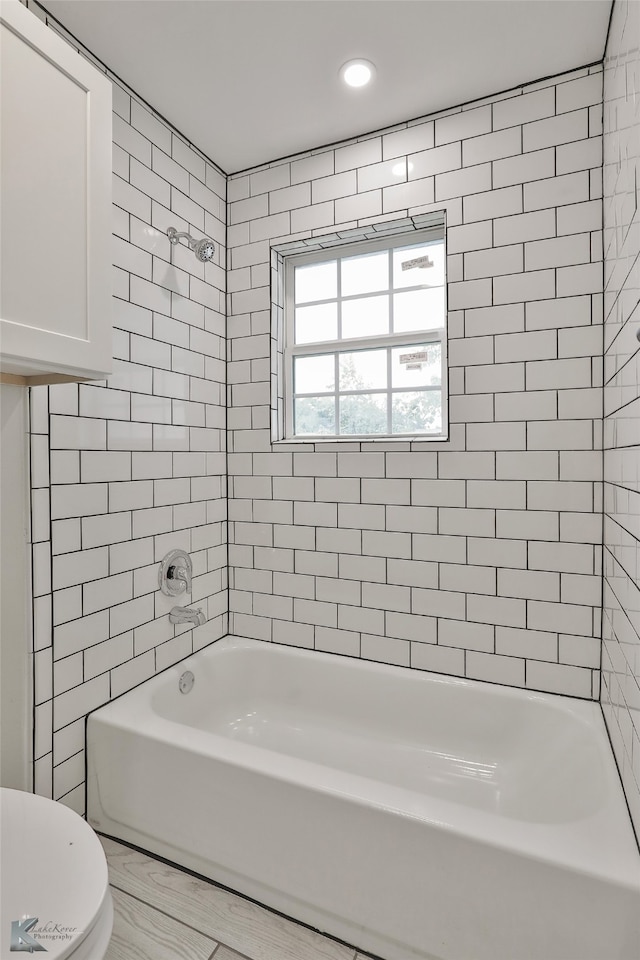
left=340, top=59, right=376, bottom=88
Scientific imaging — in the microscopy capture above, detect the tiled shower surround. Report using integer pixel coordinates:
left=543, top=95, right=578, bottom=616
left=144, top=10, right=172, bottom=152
left=602, top=0, right=640, bottom=839
left=227, top=66, right=605, bottom=699
left=28, top=2, right=227, bottom=814
left=23, top=0, right=640, bottom=842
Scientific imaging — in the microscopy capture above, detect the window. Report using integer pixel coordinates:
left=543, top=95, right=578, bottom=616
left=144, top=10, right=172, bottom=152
left=281, top=223, right=447, bottom=441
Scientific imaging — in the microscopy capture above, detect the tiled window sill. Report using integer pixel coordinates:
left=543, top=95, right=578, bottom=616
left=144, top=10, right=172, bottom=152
left=272, top=434, right=449, bottom=445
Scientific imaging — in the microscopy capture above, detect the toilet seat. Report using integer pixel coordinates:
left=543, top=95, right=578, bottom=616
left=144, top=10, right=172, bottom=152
left=0, top=788, right=113, bottom=959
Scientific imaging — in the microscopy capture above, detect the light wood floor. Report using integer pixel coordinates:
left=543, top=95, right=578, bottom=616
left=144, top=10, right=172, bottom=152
left=101, top=836, right=375, bottom=960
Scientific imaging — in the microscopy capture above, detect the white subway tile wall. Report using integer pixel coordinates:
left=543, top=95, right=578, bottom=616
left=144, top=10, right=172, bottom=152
left=601, top=0, right=640, bottom=842
left=28, top=5, right=227, bottom=814
left=25, top=1, right=640, bottom=844
left=227, top=64, right=604, bottom=702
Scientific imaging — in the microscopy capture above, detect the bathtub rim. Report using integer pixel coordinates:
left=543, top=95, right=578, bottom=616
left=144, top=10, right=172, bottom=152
left=86, top=634, right=640, bottom=892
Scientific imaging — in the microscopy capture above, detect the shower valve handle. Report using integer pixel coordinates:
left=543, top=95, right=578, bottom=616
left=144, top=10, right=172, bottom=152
left=167, top=564, right=191, bottom=591
left=159, top=549, right=193, bottom=597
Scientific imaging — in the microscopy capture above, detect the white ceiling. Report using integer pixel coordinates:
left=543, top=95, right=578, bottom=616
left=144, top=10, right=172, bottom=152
left=41, top=0, right=612, bottom=174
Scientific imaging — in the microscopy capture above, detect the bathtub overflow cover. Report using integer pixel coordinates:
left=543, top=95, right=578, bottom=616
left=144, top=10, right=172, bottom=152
left=179, top=670, right=195, bottom=694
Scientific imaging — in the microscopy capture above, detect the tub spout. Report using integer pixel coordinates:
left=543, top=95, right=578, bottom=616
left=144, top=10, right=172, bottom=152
left=169, top=605, right=206, bottom=626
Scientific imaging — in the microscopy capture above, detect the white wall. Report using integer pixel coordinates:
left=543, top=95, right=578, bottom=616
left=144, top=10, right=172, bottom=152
left=26, top=2, right=227, bottom=815
left=602, top=0, right=640, bottom=842
left=0, top=384, right=32, bottom=790
left=227, top=64, right=605, bottom=698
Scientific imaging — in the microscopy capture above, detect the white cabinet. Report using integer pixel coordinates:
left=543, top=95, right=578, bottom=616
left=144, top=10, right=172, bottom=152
left=0, top=0, right=112, bottom=383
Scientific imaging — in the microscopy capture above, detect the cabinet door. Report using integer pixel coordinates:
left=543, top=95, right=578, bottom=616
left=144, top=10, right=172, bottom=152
left=0, top=0, right=112, bottom=381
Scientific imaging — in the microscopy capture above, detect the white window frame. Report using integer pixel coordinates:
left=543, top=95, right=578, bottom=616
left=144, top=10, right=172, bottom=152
left=282, top=225, right=448, bottom=442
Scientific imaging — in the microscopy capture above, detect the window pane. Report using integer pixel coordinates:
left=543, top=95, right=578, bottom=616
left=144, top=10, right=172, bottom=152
left=295, top=261, right=337, bottom=304
left=294, top=354, right=335, bottom=393
left=392, top=391, right=442, bottom=434
left=339, top=394, right=387, bottom=435
left=393, top=287, right=445, bottom=333
left=392, top=343, right=442, bottom=388
left=339, top=349, right=387, bottom=391
left=295, top=303, right=337, bottom=344
left=286, top=227, right=448, bottom=441
left=341, top=295, right=389, bottom=339
left=341, top=251, right=388, bottom=297
left=294, top=396, right=336, bottom=436
left=393, top=240, right=445, bottom=290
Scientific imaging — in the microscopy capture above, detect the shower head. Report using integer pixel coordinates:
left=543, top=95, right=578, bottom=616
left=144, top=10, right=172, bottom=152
left=167, top=227, right=215, bottom=263
left=192, top=237, right=216, bottom=263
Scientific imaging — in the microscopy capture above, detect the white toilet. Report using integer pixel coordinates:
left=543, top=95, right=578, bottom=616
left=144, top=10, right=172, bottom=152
left=0, top=788, right=113, bottom=959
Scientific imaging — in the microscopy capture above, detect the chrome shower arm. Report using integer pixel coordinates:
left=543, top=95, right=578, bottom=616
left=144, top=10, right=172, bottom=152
left=167, top=227, right=194, bottom=247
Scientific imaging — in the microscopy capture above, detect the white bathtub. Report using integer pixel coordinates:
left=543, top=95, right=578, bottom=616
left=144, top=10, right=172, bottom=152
left=87, top=636, right=640, bottom=960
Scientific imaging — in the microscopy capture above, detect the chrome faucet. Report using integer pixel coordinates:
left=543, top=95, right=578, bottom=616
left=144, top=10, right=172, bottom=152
left=169, top=606, right=206, bottom=627
left=159, top=550, right=206, bottom=627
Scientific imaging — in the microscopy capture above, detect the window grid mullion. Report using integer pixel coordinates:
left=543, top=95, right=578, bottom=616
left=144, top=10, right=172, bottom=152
left=386, top=346, right=392, bottom=434
left=289, top=328, right=444, bottom=358
left=294, top=386, right=442, bottom=399
left=294, top=283, right=444, bottom=313
left=284, top=259, right=295, bottom=439
left=337, top=254, right=343, bottom=341
left=388, top=248, right=394, bottom=337
left=335, top=353, right=340, bottom=436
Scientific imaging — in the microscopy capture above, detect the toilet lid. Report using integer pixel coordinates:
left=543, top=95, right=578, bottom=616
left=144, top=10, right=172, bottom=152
left=0, top=789, right=110, bottom=959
